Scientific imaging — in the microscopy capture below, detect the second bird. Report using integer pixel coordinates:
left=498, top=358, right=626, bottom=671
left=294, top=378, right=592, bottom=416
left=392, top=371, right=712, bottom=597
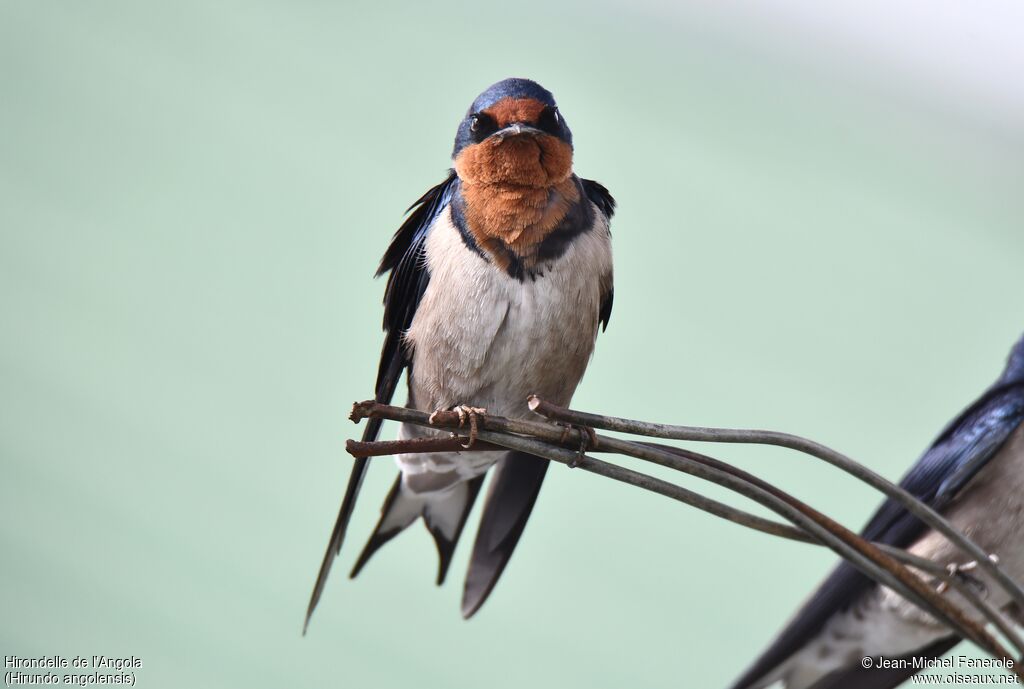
left=730, top=332, right=1024, bottom=689
left=306, top=78, right=615, bottom=628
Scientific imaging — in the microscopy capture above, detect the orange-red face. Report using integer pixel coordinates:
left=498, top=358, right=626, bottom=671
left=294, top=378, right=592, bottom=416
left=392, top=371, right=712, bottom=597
left=481, top=97, right=549, bottom=130
left=454, top=96, right=574, bottom=188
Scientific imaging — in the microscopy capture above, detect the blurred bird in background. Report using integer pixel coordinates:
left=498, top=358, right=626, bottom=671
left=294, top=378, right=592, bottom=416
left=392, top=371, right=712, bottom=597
left=305, top=78, right=615, bottom=630
left=730, top=332, right=1024, bottom=689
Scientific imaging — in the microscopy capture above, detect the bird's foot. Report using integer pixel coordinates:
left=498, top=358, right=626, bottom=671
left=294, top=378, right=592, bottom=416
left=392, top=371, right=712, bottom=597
left=558, top=423, right=597, bottom=469
left=429, top=405, right=487, bottom=449
left=456, top=405, right=487, bottom=448
left=936, top=554, right=998, bottom=595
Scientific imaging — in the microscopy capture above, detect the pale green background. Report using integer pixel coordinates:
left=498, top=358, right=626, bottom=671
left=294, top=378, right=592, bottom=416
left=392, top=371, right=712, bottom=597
left=2, top=2, right=1022, bottom=688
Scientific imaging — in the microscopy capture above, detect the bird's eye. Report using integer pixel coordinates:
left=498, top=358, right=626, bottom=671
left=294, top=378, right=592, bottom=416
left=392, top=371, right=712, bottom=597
left=468, top=113, right=497, bottom=141
left=538, top=106, right=562, bottom=135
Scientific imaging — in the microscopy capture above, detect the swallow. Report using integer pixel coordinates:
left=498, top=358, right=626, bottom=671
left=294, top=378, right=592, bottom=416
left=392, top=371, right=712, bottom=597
left=304, top=78, right=615, bottom=629
left=730, top=332, right=1024, bottom=689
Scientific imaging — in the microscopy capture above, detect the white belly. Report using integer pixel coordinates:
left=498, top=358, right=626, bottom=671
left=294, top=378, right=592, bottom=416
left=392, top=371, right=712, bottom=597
left=395, top=204, right=612, bottom=492
left=405, top=205, right=612, bottom=416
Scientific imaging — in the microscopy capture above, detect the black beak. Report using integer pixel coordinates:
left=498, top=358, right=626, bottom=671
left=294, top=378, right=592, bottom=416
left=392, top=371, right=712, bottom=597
left=489, top=122, right=544, bottom=142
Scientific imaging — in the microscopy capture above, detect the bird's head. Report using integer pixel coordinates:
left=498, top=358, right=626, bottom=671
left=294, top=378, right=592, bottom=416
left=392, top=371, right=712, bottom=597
left=452, top=78, right=574, bottom=188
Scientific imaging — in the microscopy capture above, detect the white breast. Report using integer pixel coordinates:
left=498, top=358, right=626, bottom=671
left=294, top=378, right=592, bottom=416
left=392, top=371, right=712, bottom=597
left=393, top=204, right=612, bottom=492
left=404, top=204, right=613, bottom=419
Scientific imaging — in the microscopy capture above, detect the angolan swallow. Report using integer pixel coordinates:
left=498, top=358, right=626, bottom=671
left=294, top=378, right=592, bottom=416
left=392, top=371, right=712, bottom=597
left=730, top=332, right=1024, bottom=689
left=305, top=78, right=615, bottom=629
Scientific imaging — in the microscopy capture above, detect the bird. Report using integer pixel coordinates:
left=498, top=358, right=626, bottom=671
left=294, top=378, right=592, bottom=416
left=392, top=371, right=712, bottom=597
left=304, top=78, right=615, bottom=630
left=729, top=331, right=1024, bottom=689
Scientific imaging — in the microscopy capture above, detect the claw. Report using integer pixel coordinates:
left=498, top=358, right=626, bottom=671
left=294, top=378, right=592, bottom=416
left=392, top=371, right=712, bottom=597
left=454, top=405, right=486, bottom=449
left=557, top=422, right=596, bottom=469
left=935, top=553, right=998, bottom=594
left=427, top=404, right=486, bottom=448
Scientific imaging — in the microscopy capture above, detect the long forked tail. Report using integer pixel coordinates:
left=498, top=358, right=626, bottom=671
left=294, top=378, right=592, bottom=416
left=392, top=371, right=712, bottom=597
left=350, top=473, right=486, bottom=585
left=303, top=417, right=382, bottom=634
left=307, top=445, right=550, bottom=625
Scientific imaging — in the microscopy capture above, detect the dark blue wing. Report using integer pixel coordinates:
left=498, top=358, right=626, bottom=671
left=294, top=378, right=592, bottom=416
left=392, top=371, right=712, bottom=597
left=582, top=178, right=615, bottom=220
left=305, top=170, right=457, bottom=631
left=581, top=178, right=615, bottom=331
left=861, top=383, right=1024, bottom=544
left=730, top=380, right=1024, bottom=689
left=374, top=169, right=458, bottom=393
